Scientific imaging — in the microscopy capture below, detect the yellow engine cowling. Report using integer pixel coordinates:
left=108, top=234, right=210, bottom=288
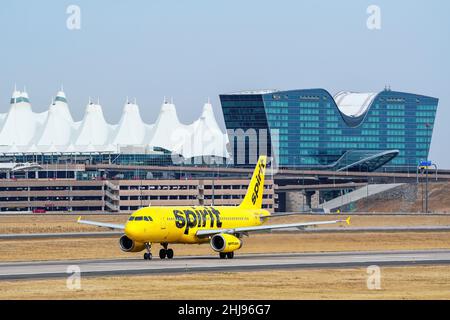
left=119, top=235, right=146, bottom=252
left=210, top=234, right=242, bottom=253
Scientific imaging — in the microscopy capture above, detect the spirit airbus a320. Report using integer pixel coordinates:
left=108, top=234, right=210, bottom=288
left=78, top=156, right=350, bottom=260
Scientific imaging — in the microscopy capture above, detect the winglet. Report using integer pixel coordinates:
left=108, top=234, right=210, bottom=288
left=77, top=216, right=82, bottom=222
left=345, top=216, right=351, bottom=225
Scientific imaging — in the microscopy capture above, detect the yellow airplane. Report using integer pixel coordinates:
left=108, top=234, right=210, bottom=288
left=78, top=156, right=350, bottom=260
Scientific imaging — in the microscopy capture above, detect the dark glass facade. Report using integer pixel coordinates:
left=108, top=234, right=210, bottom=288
left=220, top=88, right=438, bottom=171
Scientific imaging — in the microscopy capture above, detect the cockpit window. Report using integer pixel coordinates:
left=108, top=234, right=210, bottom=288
left=143, top=216, right=149, bottom=221
left=147, top=216, right=153, bottom=221
left=134, top=216, right=143, bottom=221
left=128, top=216, right=135, bottom=221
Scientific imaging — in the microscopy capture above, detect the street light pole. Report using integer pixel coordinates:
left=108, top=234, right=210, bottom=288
left=417, top=160, right=434, bottom=213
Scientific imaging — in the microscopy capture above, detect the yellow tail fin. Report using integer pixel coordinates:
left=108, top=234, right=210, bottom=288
left=240, top=156, right=267, bottom=209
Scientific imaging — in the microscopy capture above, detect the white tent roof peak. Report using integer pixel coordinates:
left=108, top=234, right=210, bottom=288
left=21, top=91, right=29, bottom=100
left=56, top=90, right=66, bottom=99
left=37, top=95, right=75, bottom=147
left=112, top=101, right=146, bottom=146
left=74, top=102, right=111, bottom=146
left=0, top=88, right=229, bottom=160
left=11, top=89, right=21, bottom=100
left=333, top=91, right=378, bottom=117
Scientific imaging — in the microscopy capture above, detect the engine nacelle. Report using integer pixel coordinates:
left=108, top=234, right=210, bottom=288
left=210, top=234, right=242, bottom=253
left=119, top=235, right=146, bottom=252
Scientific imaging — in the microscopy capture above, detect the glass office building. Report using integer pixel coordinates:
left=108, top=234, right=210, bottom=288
left=220, top=88, right=438, bottom=171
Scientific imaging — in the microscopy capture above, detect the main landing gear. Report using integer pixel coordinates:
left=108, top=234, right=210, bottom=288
left=159, top=243, right=174, bottom=260
left=219, top=252, right=234, bottom=259
left=143, top=243, right=152, bottom=260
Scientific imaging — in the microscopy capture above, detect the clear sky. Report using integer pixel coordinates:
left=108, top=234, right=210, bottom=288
left=0, top=0, right=449, bottom=167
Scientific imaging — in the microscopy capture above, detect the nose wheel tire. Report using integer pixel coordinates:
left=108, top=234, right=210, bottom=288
left=144, top=253, right=152, bottom=260
left=166, top=248, right=174, bottom=259
left=144, top=243, right=152, bottom=260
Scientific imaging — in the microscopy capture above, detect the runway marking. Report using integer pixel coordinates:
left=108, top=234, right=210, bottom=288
left=1, top=250, right=450, bottom=280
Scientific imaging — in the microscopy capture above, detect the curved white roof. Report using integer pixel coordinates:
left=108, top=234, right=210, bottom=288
left=74, top=102, right=113, bottom=148
left=37, top=93, right=76, bottom=147
left=147, top=101, right=186, bottom=152
left=0, top=90, right=47, bottom=147
left=112, top=101, right=147, bottom=146
left=333, top=91, right=378, bottom=117
left=0, top=90, right=229, bottom=159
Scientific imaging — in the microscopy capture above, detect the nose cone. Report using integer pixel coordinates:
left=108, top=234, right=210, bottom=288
left=124, top=222, right=141, bottom=240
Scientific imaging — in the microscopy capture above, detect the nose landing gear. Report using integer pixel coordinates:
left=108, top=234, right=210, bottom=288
left=143, top=243, right=152, bottom=260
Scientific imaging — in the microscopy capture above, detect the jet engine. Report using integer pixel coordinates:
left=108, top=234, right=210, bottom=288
left=119, top=235, right=146, bottom=252
left=210, top=234, right=242, bottom=253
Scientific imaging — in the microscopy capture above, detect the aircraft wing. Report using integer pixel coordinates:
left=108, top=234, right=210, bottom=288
left=196, top=217, right=350, bottom=237
left=77, top=217, right=125, bottom=230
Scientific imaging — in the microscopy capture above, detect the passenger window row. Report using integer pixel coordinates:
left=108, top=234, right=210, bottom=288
left=128, top=216, right=153, bottom=221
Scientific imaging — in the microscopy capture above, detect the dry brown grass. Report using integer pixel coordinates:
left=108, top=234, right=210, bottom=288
left=0, top=214, right=127, bottom=234
left=2, top=232, right=450, bottom=262
left=1, top=265, right=450, bottom=299
left=1, top=214, right=450, bottom=234
left=358, top=183, right=450, bottom=213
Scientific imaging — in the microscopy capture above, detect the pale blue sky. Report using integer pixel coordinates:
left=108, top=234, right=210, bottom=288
left=0, top=1, right=449, bottom=167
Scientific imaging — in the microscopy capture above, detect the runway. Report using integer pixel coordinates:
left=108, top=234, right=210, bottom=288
left=1, top=249, right=450, bottom=280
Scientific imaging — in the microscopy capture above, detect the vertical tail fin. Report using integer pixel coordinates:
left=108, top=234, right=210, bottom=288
left=239, top=156, right=267, bottom=209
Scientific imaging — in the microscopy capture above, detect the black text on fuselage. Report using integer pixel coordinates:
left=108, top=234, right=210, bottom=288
left=173, top=207, right=223, bottom=235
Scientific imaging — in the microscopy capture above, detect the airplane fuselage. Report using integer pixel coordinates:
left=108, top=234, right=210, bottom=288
left=124, top=206, right=271, bottom=244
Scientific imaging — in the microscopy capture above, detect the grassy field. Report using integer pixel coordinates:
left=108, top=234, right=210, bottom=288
left=2, top=232, right=450, bottom=262
left=1, top=265, right=449, bottom=299
left=1, top=214, right=450, bottom=234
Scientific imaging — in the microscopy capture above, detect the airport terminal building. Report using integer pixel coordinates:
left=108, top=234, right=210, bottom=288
left=220, top=88, right=438, bottom=172
left=0, top=86, right=440, bottom=213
